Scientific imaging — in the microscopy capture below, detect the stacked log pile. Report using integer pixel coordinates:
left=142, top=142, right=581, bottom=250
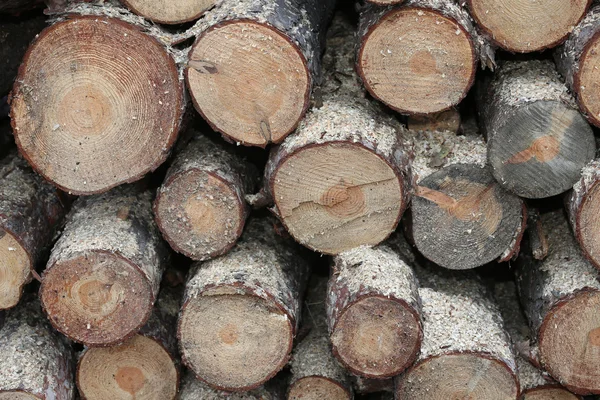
left=2, top=1, right=600, bottom=400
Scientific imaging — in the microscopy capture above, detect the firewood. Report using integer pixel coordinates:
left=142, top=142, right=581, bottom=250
left=395, top=266, right=518, bottom=399
left=0, top=0, right=43, bottom=14
left=478, top=60, right=595, bottom=199
left=184, top=0, right=336, bottom=147
left=120, top=0, right=214, bottom=24
left=288, top=277, right=352, bottom=400
left=0, top=295, right=75, bottom=399
left=10, top=15, right=184, bottom=195
left=351, top=376, right=394, bottom=395
left=515, top=211, right=600, bottom=395
left=357, top=0, right=494, bottom=115
left=0, top=152, right=65, bottom=310
left=154, top=134, right=258, bottom=261
left=179, top=370, right=282, bottom=400
left=406, top=109, right=461, bottom=134
left=178, top=217, right=310, bottom=392
left=466, top=0, right=589, bottom=52
left=40, top=185, right=169, bottom=346
left=327, top=236, right=422, bottom=378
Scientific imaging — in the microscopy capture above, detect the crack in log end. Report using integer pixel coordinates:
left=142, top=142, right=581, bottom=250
left=188, top=59, right=218, bottom=74
left=260, top=120, right=272, bottom=143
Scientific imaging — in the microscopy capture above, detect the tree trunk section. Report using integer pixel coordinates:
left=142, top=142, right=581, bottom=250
left=184, top=0, right=336, bottom=147
left=154, top=133, right=258, bottom=261
left=10, top=15, right=184, bottom=195
left=0, top=152, right=65, bottom=310
left=0, top=295, right=75, bottom=400
left=40, top=185, right=169, bottom=347
left=178, top=217, right=310, bottom=392
left=120, top=0, right=215, bottom=24
left=478, top=60, right=595, bottom=199
left=515, top=210, right=600, bottom=395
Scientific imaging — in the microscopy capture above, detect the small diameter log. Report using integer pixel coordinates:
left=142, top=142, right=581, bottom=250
left=121, top=0, right=215, bottom=24
left=289, top=277, right=352, bottom=400
left=479, top=60, right=595, bottom=199
left=179, top=370, right=280, bottom=400
left=0, top=152, right=65, bottom=310
left=327, top=240, right=422, bottom=378
left=184, top=0, right=336, bottom=147
left=10, top=15, right=184, bottom=195
left=178, top=217, right=310, bottom=392
left=466, top=0, right=589, bottom=53
left=357, top=1, right=493, bottom=115
left=0, top=295, right=75, bottom=400
left=154, top=134, right=257, bottom=261
left=40, top=185, right=169, bottom=346
left=406, top=109, right=461, bottom=134
left=515, top=211, right=600, bottom=395
left=396, top=267, right=518, bottom=399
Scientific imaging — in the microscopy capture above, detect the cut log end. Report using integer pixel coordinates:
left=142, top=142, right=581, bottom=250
left=40, top=251, right=153, bottom=346
left=396, top=354, right=518, bottom=399
left=77, top=334, right=177, bottom=400
left=288, top=377, right=351, bottom=400
left=489, top=100, right=595, bottom=198
left=522, top=387, right=580, bottom=400
left=121, top=0, right=216, bottom=24
left=331, top=296, right=421, bottom=378
left=467, top=0, right=589, bottom=52
left=575, top=180, right=600, bottom=270
left=272, top=143, right=403, bottom=255
left=187, top=21, right=309, bottom=147
left=0, top=229, right=30, bottom=310
left=358, top=8, right=475, bottom=114
left=0, top=393, right=38, bottom=400
left=179, top=293, right=293, bottom=391
left=576, top=33, right=600, bottom=127
left=155, top=170, right=245, bottom=260
left=10, top=16, right=182, bottom=195
left=411, top=164, right=523, bottom=269
left=539, top=289, right=600, bottom=394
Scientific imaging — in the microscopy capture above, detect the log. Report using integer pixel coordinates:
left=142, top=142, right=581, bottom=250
left=0, top=295, right=75, bottom=400
left=264, top=15, right=411, bottom=255
left=357, top=0, right=494, bottom=115
left=406, top=109, right=461, bottom=134
left=0, top=151, right=65, bottom=310
left=154, top=134, right=258, bottom=261
left=407, top=128, right=525, bottom=269
left=10, top=15, right=184, bottom=195
left=39, top=185, right=169, bottom=346
left=0, top=0, right=44, bottom=15
left=478, top=60, right=596, bottom=199
left=327, top=237, right=422, bottom=378
left=178, top=370, right=281, bottom=400
left=76, top=287, right=180, bottom=400
left=515, top=210, right=600, bottom=395
left=178, top=217, right=310, bottom=392
left=351, top=376, right=394, bottom=395
left=395, top=266, right=518, bottom=399
left=289, top=277, right=352, bottom=400
left=466, top=0, right=589, bottom=52
left=184, top=0, right=336, bottom=147
left=120, top=0, right=214, bottom=24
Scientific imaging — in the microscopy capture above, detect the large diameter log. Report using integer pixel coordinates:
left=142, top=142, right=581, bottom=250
left=327, top=238, right=422, bottom=378
left=184, top=0, right=336, bottom=147
left=0, top=295, right=75, bottom=399
left=0, top=152, right=65, bottom=310
left=466, top=0, right=589, bottom=53
left=154, top=134, right=257, bottom=261
left=40, top=185, right=169, bottom=346
left=120, top=0, right=214, bottom=24
left=479, top=60, right=596, bottom=199
left=396, top=267, right=518, bottom=400
left=10, top=15, right=184, bottom=195
left=516, top=211, right=600, bottom=395
left=178, top=217, right=310, bottom=392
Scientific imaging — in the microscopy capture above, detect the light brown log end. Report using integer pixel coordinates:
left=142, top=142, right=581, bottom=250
left=288, top=377, right=351, bottom=400
left=77, top=334, right=178, bottom=400
left=121, top=0, right=216, bottom=24
left=574, top=180, right=600, bottom=270
left=0, top=229, right=30, bottom=310
left=10, top=16, right=183, bottom=195
left=186, top=21, right=309, bottom=147
left=522, top=386, right=580, bottom=400
left=576, top=33, right=600, bottom=127
left=358, top=8, right=476, bottom=114
left=40, top=251, right=153, bottom=346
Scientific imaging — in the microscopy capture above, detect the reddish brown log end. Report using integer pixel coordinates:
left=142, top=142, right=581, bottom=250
left=10, top=16, right=183, bottom=195
left=573, top=180, right=600, bottom=270
left=575, top=32, right=600, bottom=127
left=121, top=0, right=216, bottom=24
left=521, top=386, right=581, bottom=400
left=186, top=21, right=310, bottom=147
left=288, top=377, right=351, bottom=400
left=358, top=7, right=476, bottom=114
left=0, top=229, right=31, bottom=310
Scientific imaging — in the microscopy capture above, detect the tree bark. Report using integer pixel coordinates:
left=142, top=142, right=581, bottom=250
left=178, top=370, right=283, bottom=400
left=0, top=151, right=65, bottom=310
left=178, top=217, right=310, bottom=392
left=0, top=295, right=75, bottom=400
left=40, top=185, right=169, bottom=347
left=356, top=0, right=494, bottom=115
left=515, top=210, right=600, bottom=395
left=154, top=133, right=258, bottom=261
left=478, top=60, right=596, bottom=199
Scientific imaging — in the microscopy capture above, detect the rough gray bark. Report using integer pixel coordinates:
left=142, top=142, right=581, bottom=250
left=178, top=370, right=282, bottom=400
